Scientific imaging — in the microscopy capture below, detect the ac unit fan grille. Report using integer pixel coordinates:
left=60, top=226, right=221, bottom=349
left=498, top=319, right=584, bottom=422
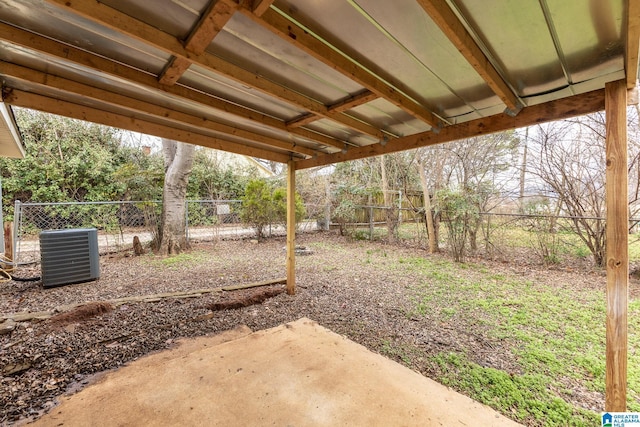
left=39, top=228, right=100, bottom=288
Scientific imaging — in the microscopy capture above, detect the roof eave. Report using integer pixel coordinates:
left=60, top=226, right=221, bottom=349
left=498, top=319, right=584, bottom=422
left=0, top=103, right=25, bottom=159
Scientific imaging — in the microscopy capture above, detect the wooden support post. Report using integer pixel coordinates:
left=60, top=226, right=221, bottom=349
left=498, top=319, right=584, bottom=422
left=3, top=221, right=13, bottom=269
left=286, top=159, right=296, bottom=295
left=605, top=79, right=628, bottom=411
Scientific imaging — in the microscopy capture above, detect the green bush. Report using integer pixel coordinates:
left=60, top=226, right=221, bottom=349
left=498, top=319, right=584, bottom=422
left=332, top=199, right=357, bottom=236
left=523, top=199, right=561, bottom=265
left=240, top=179, right=305, bottom=240
left=434, top=189, right=479, bottom=262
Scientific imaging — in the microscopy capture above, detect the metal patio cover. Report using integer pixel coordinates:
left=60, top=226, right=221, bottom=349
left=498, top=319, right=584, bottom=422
left=0, top=0, right=638, bottom=164
left=1, top=0, right=640, bottom=414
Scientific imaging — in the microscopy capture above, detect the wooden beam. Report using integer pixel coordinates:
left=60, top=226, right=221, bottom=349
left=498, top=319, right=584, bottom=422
left=251, top=0, right=274, bottom=17
left=328, top=90, right=380, bottom=114
left=159, top=57, right=192, bottom=86
left=160, top=0, right=239, bottom=85
left=626, top=0, right=640, bottom=89
left=605, top=79, right=628, bottom=412
left=46, top=0, right=385, bottom=138
left=221, top=277, right=286, bottom=291
left=416, top=0, right=522, bottom=114
left=0, top=22, right=346, bottom=150
left=3, top=89, right=292, bottom=163
left=239, top=7, right=441, bottom=128
left=185, top=0, right=238, bottom=55
left=1, top=62, right=319, bottom=158
left=295, top=88, right=606, bottom=169
left=286, top=159, right=296, bottom=295
left=287, top=113, right=319, bottom=128
left=286, top=90, right=379, bottom=128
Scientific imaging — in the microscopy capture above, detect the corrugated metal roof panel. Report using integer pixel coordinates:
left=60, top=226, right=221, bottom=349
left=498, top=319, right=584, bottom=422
left=273, top=0, right=462, bottom=116
left=211, top=12, right=365, bottom=105
left=179, top=64, right=306, bottom=121
left=0, top=0, right=171, bottom=75
left=452, top=0, right=625, bottom=98
left=0, top=0, right=635, bottom=162
left=100, top=0, right=206, bottom=40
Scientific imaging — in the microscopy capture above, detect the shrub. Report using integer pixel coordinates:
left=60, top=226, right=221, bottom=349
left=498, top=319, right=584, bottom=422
left=435, top=189, right=479, bottom=262
left=240, top=179, right=306, bottom=240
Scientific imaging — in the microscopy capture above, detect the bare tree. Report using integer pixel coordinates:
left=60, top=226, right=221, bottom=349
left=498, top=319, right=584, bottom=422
left=156, top=138, right=196, bottom=255
left=527, top=119, right=607, bottom=266
left=626, top=105, right=640, bottom=227
left=421, top=132, right=519, bottom=255
left=379, top=154, right=399, bottom=243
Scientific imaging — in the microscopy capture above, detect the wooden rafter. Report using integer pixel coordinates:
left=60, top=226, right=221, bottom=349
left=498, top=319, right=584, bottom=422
left=185, top=0, right=238, bottom=55
left=159, top=57, right=192, bottom=86
left=626, top=0, right=640, bottom=89
left=239, top=7, right=441, bottom=129
left=0, top=62, right=319, bottom=158
left=3, top=90, right=291, bottom=163
left=287, top=113, right=318, bottom=129
left=287, top=91, right=379, bottom=128
left=159, top=0, right=238, bottom=85
left=0, top=21, right=345, bottom=151
left=416, top=0, right=522, bottom=114
left=46, top=0, right=385, bottom=139
left=295, top=88, right=606, bottom=169
left=328, top=91, right=380, bottom=114
left=251, top=0, right=274, bottom=17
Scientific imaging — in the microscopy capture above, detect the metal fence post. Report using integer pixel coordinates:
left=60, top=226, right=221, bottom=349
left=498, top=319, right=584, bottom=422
left=13, top=200, right=21, bottom=264
left=185, top=200, right=190, bottom=243
left=325, top=178, right=331, bottom=231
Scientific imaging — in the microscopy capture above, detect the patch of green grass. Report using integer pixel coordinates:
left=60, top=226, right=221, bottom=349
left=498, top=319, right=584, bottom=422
left=150, top=250, right=209, bottom=269
left=309, top=237, right=640, bottom=420
left=441, top=307, right=456, bottom=319
left=629, top=237, right=640, bottom=262
left=403, top=254, right=640, bottom=424
left=380, top=339, right=419, bottom=366
left=362, top=247, right=389, bottom=264
left=570, top=244, right=591, bottom=259
left=348, top=228, right=388, bottom=241
left=431, top=352, right=598, bottom=426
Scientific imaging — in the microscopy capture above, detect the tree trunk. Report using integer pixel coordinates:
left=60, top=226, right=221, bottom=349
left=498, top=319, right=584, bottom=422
left=417, top=159, right=438, bottom=253
left=469, top=228, right=477, bottom=254
left=380, top=155, right=397, bottom=243
left=157, top=138, right=196, bottom=255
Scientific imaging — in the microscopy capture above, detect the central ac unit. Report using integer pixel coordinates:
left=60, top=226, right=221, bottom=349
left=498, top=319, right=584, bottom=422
left=39, top=228, right=100, bottom=288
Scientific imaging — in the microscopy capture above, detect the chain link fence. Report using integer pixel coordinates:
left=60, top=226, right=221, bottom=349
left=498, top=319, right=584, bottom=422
left=12, top=198, right=636, bottom=268
left=325, top=205, right=640, bottom=266
left=13, top=201, right=162, bottom=264
left=332, top=205, right=427, bottom=245
left=12, top=200, right=325, bottom=264
left=185, top=200, right=243, bottom=242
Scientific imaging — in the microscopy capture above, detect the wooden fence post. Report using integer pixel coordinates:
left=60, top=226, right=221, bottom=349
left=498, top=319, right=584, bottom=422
left=2, top=221, right=13, bottom=272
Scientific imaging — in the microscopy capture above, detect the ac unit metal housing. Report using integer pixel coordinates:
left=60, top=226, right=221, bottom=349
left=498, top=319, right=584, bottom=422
left=39, top=228, right=100, bottom=288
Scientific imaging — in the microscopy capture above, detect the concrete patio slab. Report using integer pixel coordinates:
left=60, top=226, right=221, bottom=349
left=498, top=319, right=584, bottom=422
left=30, top=318, right=522, bottom=426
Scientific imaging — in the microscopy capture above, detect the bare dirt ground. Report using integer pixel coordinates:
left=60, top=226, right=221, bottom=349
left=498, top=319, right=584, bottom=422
left=0, top=232, right=622, bottom=425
